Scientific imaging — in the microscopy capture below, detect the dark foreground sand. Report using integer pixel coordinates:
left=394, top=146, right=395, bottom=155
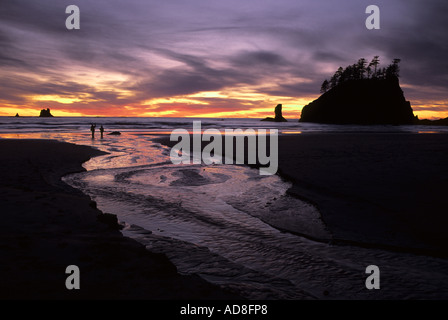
left=157, top=132, right=448, bottom=258
left=0, top=139, right=240, bottom=300
left=276, top=133, right=448, bottom=257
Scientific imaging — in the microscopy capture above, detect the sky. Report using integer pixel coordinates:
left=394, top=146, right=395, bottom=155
left=0, top=0, right=447, bottom=119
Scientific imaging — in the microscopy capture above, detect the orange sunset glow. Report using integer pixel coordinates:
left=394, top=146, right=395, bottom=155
left=2, top=89, right=445, bottom=120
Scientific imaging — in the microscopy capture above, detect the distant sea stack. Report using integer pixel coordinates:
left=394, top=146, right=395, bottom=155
left=417, top=117, right=448, bottom=126
left=300, top=57, right=415, bottom=125
left=39, top=108, right=54, bottom=117
left=262, top=104, right=287, bottom=122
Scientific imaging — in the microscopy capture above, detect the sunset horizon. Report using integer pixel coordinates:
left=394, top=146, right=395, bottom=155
left=1, top=1, right=447, bottom=120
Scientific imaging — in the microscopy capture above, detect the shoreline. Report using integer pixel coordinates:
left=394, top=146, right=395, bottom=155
left=0, top=138, right=241, bottom=300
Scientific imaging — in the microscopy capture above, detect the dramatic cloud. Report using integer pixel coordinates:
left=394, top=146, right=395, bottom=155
left=0, top=0, right=447, bottom=118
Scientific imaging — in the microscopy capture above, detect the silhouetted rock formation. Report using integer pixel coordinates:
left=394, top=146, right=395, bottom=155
left=416, top=117, right=448, bottom=126
left=300, top=76, right=415, bottom=125
left=262, top=104, right=287, bottom=122
left=15, top=113, right=19, bottom=117
left=108, top=131, right=121, bottom=135
left=39, top=108, right=54, bottom=117
left=97, top=213, right=123, bottom=230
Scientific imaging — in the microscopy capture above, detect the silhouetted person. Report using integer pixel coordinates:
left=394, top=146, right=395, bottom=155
left=100, top=125, right=104, bottom=139
left=90, top=124, right=96, bottom=139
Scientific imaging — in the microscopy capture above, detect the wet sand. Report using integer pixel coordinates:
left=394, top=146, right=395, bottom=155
left=277, top=133, right=448, bottom=257
left=0, top=139, right=240, bottom=300
left=156, top=132, right=448, bottom=258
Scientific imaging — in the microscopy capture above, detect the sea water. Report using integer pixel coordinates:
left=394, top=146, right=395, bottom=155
left=1, top=117, right=448, bottom=299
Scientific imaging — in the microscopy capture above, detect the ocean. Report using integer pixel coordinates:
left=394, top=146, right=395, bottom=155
left=1, top=116, right=448, bottom=299
left=1, top=116, right=448, bottom=135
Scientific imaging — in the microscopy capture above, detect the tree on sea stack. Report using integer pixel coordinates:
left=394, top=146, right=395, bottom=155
left=369, top=56, right=380, bottom=76
left=385, top=59, right=401, bottom=79
left=357, top=58, right=367, bottom=79
left=320, top=79, right=330, bottom=93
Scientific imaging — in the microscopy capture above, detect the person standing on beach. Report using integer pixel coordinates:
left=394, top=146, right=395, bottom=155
left=90, top=124, right=96, bottom=139
left=100, top=125, right=104, bottom=139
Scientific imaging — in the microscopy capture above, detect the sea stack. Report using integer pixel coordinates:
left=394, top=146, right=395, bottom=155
left=39, top=108, right=54, bottom=117
left=300, top=76, right=415, bottom=125
left=262, top=104, right=287, bottom=122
